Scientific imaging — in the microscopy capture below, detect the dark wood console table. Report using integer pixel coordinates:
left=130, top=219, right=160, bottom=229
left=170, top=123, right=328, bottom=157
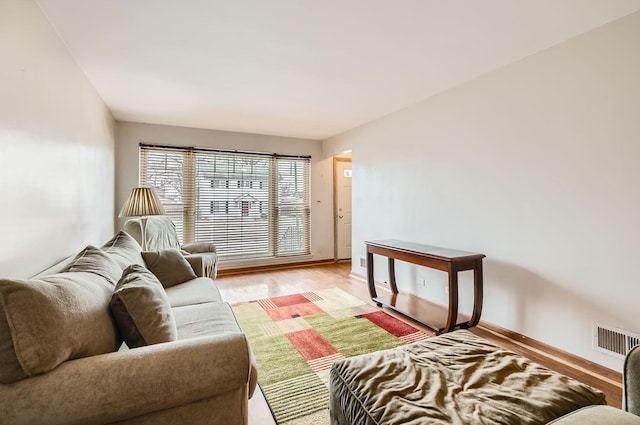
left=366, top=240, right=485, bottom=334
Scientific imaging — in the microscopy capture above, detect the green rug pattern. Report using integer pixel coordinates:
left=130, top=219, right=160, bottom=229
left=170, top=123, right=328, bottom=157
left=232, top=288, right=429, bottom=423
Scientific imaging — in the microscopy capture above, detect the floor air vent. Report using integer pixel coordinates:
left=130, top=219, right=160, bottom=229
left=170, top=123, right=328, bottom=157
left=593, top=323, right=640, bottom=359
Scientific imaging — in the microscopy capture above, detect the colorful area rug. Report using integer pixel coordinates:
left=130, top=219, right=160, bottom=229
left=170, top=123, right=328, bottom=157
left=232, top=288, right=430, bottom=424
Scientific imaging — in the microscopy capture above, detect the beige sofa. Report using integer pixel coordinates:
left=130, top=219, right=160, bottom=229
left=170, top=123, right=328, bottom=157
left=549, top=344, right=640, bottom=424
left=0, top=231, right=257, bottom=425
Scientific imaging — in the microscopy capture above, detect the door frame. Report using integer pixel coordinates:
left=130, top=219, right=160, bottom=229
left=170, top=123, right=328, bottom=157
left=333, top=156, right=352, bottom=261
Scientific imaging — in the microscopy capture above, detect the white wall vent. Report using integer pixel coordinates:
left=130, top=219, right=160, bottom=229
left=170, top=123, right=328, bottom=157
left=593, top=322, right=640, bottom=359
left=359, top=257, right=366, bottom=268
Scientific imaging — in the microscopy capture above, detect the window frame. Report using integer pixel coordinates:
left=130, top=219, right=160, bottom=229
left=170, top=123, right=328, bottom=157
left=139, top=143, right=311, bottom=261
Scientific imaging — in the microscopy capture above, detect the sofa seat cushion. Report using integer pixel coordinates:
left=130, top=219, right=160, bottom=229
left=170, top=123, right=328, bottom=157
left=172, top=302, right=242, bottom=339
left=0, top=272, right=118, bottom=384
left=110, top=265, right=178, bottom=348
left=172, top=301, right=259, bottom=397
left=165, top=277, right=222, bottom=308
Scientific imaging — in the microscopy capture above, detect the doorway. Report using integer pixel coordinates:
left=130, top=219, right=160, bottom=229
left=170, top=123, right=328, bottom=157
left=334, top=153, right=352, bottom=260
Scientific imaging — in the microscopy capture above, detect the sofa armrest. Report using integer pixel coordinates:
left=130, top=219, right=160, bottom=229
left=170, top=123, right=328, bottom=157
left=182, top=242, right=216, bottom=254
left=0, top=333, right=253, bottom=425
left=185, top=252, right=218, bottom=279
left=625, top=344, right=640, bottom=415
left=547, top=406, right=640, bottom=424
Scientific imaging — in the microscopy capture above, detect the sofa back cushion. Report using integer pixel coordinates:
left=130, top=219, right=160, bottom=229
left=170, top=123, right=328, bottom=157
left=101, top=231, right=145, bottom=270
left=0, top=272, right=119, bottom=384
left=60, top=245, right=123, bottom=286
left=110, top=265, right=177, bottom=348
left=30, top=255, right=76, bottom=278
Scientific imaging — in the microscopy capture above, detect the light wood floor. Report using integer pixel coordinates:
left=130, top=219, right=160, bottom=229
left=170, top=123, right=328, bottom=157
left=216, top=261, right=622, bottom=424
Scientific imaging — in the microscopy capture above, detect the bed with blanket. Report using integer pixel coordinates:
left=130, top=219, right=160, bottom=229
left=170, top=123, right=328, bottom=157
left=329, top=330, right=606, bottom=425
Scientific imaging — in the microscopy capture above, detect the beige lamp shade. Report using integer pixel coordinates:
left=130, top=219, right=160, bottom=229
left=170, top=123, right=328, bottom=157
left=119, top=187, right=166, bottom=217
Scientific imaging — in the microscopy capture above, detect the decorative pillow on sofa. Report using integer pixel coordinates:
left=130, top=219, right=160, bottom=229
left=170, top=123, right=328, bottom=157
left=110, top=265, right=178, bottom=348
left=0, top=272, right=119, bottom=384
left=61, top=245, right=123, bottom=286
left=101, top=231, right=145, bottom=270
left=141, top=248, right=197, bottom=288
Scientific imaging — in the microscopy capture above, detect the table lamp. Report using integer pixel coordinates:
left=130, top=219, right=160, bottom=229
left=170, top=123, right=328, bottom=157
left=119, top=187, right=165, bottom=251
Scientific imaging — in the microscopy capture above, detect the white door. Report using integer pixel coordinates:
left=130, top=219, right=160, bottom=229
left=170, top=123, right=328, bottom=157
left=335, top=159, right=352, bottom=260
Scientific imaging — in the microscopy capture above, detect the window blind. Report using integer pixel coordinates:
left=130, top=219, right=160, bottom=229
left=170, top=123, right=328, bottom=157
left=139, top=146, right=193, bottom=242
left=139, top=144, right=311, bottom=260
left=274, top=158, right=311, bottom=256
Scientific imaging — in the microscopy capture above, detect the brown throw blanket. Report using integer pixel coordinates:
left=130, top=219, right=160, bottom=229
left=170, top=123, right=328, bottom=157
left=330, top=330, right=606, bottom=425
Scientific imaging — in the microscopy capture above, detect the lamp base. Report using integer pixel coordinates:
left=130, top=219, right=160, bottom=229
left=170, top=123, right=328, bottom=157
left=140, top=216, right=148, bottom=251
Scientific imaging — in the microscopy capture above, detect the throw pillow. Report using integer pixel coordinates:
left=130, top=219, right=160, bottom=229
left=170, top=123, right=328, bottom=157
left=61, top=245, right=123, bottom=286
left=0, top=272, right=119, bottom=384
left=110, top=265, right=178, bottom=348
left=141, top=248, right=197, bottom=288
left=101, top=231, right=145, bottom=270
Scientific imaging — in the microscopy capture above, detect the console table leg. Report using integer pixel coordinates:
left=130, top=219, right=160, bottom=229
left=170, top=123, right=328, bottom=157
left=367, top=251, right=377, bottom=299
left=388, top=258, right=398, bottom=294
left=469, top=259, right=484, bottom=327
left=442, top=269, right=459, bottom=334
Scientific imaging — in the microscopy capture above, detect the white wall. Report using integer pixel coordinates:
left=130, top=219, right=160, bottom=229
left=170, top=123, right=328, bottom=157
left=0, top=0, right=115, bottom=278
left=115, top=122, right=334, bottom=268
left=324, top=11, right=640, bottom=371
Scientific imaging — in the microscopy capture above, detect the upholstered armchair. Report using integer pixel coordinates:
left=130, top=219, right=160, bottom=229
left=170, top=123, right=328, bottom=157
left=124, top=216, right=218, bottom=279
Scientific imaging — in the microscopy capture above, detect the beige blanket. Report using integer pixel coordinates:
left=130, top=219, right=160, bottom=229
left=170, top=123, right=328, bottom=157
left=330, top=330, right=606, bottom=425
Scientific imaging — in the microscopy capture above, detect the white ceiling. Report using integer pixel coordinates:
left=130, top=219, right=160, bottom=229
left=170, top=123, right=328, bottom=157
left=37, top=0, right=640, bottom=140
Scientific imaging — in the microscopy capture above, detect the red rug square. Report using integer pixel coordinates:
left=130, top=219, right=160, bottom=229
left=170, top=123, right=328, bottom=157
left=362, top=311, right=420, bottom=337
left=286, top=328, right=338, bottom=361
left=271, top=294, right=312, bottom=307
left=266, top=302, right=323, bottom=321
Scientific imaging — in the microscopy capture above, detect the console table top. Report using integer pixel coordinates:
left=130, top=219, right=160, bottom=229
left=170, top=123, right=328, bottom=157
left=366, top=239, right=485, bottom=261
